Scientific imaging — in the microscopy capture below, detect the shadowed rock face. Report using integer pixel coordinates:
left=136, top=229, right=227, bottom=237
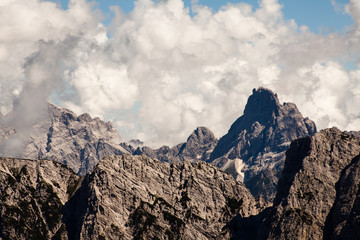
left=324, top=154, right=360, bottom=239
left=64, top=154, right=259, bottom=240
left=0, top=104, right=129, bottom=175
left=229, top=128, right=360, bottom=240
left=0, top=157, right=81, bottom=240
left=209, top=87, right=316, bottom=201
left=132, top=127, right=218, bottom=164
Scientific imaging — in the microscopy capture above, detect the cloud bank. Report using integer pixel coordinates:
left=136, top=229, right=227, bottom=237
left=1, top=0, right=360, bottom=147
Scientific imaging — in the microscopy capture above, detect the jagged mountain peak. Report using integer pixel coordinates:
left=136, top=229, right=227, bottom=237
left=186, top=126, right=217, bottom=145
left=0, top=103, right=129, bottom=176
left=209, top=87, right=316, bottom=201
left=48, top=103, right=114, bottom=129
left=243, top=87, right=281, bottom=119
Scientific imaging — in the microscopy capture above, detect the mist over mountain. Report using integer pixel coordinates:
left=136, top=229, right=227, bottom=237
left=0, top=88, right=359, bottom=239
left=0, top=87, right=317, bottom=202
left=1, top=0, right=360, bottom=148
left=1, top=0, right=360, bottom=239
left=0, top=103, right=129, bottom=175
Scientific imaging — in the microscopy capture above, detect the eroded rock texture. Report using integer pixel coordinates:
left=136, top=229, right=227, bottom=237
left=230, top=128, right=360, bottom=240
left=64, top=154, right=259, bottom=240
left=132, top=127, right=218, bottom=163
left=208, top=87, right=316, bottom=201
left=0, top=104, right=129, bottom=175
left=0, top=157, right=81, bottom=239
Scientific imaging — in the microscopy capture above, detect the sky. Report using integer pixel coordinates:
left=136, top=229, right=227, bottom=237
left=0, top=0, right=360, bottom=148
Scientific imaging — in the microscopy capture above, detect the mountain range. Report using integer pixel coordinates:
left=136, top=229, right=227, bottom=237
left=0, top=87, right=359, bottom=239
left=0, top=103, right=129, bottom=176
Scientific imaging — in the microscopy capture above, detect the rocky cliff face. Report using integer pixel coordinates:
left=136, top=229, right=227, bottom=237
left=0, top=157, right=81, bottom=239
left=324, top=154, right=360, bottom=239
left=64, top=154, right=258, bottom=240
left=209, top=87, right=316, bottom=201
left=2, top=128, right=360, bottom=240
left=0, top=104, right=129, bottom=175
left=132, top=127, right=218, bottom=164
left=230, top=128, right=360, bottom=240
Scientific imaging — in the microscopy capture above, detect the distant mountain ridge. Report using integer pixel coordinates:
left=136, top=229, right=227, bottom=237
left=131, top=87, right=316, bottom=201
left=127, top=126, right=218, bottom=163
left=0, top=87, right=317, bottom=202
left=0, top=103, right=129, bottom=175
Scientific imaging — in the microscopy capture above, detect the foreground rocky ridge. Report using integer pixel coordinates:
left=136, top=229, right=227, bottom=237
left=64, top=154, right=258, bottom=240
left=0, top=157, right=81, bottom=239
left=1, top=128, right=360, bottom=239
left=230, top=128, right=360, bottom=239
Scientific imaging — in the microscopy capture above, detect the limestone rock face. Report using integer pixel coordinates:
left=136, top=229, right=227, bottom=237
left=0, top=157, right=81, bottom=240
left=209, top=87, right=316, bottom=200
left=132, top=127, right=218, bottom=163
left=64, top=154, right=258, bottom=240
left=0, top=104, right=129, bottom=175
left=324, top=154, right=360, bottom=239
left=230, top=128, right=360, bottom=240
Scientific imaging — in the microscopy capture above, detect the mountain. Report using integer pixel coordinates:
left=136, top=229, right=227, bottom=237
left=229, top=128, right=360, bottom=239
left=0, top=104, right=129, bottom=175
left=2, top=128, right=360, bottom=239
left=209, top=87, right=316, bottom=200
left=325, top=152, right=360, bottom=239
left=64, top=154, right=259, bottom=240
left=0, top=157, right=81, bottom=239
left=130, top=127, right=218, bottom=163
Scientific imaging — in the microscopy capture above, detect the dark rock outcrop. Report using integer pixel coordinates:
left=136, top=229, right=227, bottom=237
left=324, top=154, right=360, bottom=239
left=209, top=87, right=316, bottom=200
left=230, top=128, right=360, bottom=240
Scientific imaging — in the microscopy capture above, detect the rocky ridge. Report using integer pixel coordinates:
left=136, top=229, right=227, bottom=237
left=64, top=154, right=258, bottom=240
left=230, top=128, right=360, bottom=239
left=0, top=104, right=129, bottom=175
left=129, top=127, right=218, bottom=164
left=0, top=157, right=81, bottom=239
left=209, top=87, right=316, bottom=200
left=1, top=128, right=360, bottom=239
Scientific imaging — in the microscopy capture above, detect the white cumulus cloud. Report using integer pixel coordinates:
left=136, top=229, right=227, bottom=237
left=1, top=0, right=360, bottom=148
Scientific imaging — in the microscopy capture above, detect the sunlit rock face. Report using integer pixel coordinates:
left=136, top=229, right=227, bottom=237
left=209, top=87, right=316, bottom=201
left=0, top=157, right=81, bottom=239
left=64, top=154, right=260, bottom=240
left=0, top=103, right=129, bottom=175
